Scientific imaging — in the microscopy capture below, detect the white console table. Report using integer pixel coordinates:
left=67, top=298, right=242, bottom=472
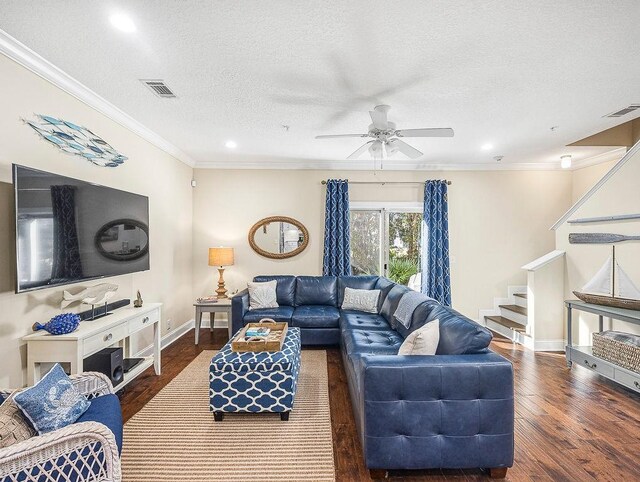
left=23, top=303, right=162, bottom=390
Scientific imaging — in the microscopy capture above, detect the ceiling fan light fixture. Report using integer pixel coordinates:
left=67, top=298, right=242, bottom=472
left=317, top=105, right=452, bottom=160
left=385, top=142, right=398, bottom=156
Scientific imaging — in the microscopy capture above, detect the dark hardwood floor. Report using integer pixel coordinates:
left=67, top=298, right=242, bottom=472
left=119, top=329, right=640, bottom=481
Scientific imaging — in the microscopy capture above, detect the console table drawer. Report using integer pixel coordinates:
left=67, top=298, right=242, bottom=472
left=83, top=322, right=127, bottom=356
left=129, top=308, right=160, bottom=335
left=577, top=351, right=615, bottom=378
left=614, top=369, right=640, bottom=393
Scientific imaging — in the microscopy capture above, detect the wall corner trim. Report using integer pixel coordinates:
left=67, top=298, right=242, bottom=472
left=550, top=140, right=640, bottom=230
left=0, top=28, right=196, bottom=168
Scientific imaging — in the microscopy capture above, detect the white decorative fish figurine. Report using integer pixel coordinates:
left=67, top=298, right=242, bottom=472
left=62, top=283, right=119, bottom=308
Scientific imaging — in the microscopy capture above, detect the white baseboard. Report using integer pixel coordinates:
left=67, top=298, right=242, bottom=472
left=135, top=318, right=195, bottom=358
left=533, top=339, right=565, bottom=352
left=134, top=316, right=230, bottom=358
left=199, top=318, right=229, bottom=329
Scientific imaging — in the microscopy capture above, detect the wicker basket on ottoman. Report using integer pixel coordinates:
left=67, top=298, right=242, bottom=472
left=209, top=327, right=301, bottom=421
left=593, top=330, right=640, bottom=374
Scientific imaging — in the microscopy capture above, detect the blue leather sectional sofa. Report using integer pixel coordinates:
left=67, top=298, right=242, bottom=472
left=232, top=275, right=514, bottom=478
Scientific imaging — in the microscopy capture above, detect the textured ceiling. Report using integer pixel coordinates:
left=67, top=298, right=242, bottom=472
left=1, top=0, right=639, bottom=169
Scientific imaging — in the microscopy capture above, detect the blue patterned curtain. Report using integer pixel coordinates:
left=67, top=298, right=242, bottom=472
left=421, top=180, right=451, bottom=306
left=322, top=179, right=351, bottom=276
left=51, top=185, right=83, bottom=281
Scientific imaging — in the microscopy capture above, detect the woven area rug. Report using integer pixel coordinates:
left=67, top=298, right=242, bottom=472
left=121, top=350, right=335, bottom=481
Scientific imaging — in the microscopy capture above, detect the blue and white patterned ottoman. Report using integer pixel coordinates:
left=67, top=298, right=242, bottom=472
left=209, top=327, right=301, bottom=421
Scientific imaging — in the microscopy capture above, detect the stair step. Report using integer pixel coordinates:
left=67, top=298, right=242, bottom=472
left=499, top=304, right=527, bottom=317
left=514, top=293, right=527, bottom=299
left=485, top=316, right=526, bottom=333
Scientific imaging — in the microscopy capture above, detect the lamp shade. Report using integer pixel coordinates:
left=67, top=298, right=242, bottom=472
left=209, top=247, right=234, bottom=267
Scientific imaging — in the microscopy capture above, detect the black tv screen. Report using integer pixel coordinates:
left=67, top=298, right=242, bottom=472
left=13, top=165, right=150, bottom=293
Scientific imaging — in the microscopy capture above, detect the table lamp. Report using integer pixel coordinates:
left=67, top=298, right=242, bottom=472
left=208, top=247, right=234, bottom=299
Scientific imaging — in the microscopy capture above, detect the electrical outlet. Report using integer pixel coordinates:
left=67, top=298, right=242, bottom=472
left=167, top=318, right=172, bottom=330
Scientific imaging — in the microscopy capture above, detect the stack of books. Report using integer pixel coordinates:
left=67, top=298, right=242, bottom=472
left=196, top=296, right=218, bottom=304
left=245, top=327, right=271, bottom=337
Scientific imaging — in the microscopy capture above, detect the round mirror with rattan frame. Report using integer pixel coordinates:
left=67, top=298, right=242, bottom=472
left=248, top=216, right=309, bottom=259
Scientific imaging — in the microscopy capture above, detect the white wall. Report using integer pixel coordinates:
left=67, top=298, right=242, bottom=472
left=571, top=159, right=619, bottom=203
left=0, top=54, right=194, bottom=387
left=193, top=168, right=573, bottom=320
left=557, top=147, right=640, bottom=344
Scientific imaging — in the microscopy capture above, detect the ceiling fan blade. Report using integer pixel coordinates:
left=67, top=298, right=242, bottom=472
left=347, top=141, right=375, bottom=159
left=369, top=108, right=389, bottom=130
left=388, top=139, right=423, bottom=159
left=395, top=128, right=454, bottom=138
left=315, top=134, right=369, bottom=139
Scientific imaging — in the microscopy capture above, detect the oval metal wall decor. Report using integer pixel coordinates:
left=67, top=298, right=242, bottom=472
left=24, top=114, right=128, bottom=167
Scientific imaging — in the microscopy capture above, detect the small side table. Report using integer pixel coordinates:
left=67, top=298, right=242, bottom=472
left=194, top=299, right=233, bottom=344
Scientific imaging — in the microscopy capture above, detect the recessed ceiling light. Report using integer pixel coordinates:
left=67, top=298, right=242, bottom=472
left=481, top=143, right=494, bottom=151
left=110, top=13, right=136, bottom=33
left=560, top=155, right=572, bottom=169
left=225, top=140, right=237, bottom=149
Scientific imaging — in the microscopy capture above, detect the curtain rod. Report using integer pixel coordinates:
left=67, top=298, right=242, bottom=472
left=321, top=180, right=452, bottom=186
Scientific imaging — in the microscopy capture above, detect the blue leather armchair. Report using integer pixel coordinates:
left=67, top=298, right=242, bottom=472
left=231, top=275, right=514, bottom=478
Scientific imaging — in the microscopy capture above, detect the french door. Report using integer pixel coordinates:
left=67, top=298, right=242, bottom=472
left=350, top=204, right=423, bottom=287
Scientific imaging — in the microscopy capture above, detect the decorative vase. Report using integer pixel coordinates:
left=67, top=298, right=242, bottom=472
left=33, top=313, right=81, bottom=335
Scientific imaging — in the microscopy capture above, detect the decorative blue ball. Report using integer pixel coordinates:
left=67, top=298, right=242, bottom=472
left=33, top=313, right=81, bottom=335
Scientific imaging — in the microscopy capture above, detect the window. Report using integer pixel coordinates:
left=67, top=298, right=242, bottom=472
left=350, top=203, right=422, bottom=290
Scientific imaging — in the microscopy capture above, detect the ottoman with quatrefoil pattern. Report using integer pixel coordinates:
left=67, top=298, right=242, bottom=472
left=209, top=327, right=301, bottom=421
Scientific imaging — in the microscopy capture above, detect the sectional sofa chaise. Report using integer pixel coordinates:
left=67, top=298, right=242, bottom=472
left=232, top=275, right=514, bottom=479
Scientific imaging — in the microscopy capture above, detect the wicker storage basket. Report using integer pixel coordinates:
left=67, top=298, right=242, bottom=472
left=592, top=330, right=640, bottom=374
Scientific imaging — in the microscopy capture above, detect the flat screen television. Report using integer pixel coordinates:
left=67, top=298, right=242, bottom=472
left=13, top=164, right=150, bottom=293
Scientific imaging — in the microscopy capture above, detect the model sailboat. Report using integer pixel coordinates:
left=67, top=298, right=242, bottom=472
left=573, top=246, right=640, bottom=310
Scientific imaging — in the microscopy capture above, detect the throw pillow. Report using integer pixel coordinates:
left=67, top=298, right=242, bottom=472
left=13, top=364, right=90, bottom=435
left=398, top=319, right=440, bottom=355
left=342, top=287, right=380, bottom=313
left=0, top=392, right=36, bottom=448
left=247, top=280, right=279, bottom=310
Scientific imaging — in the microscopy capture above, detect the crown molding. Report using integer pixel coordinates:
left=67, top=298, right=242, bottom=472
left=194, top=151, right=623, bottom=171
left=0, top=29, right=196, bottom=167
left=194, top=157, right=564, bottom=171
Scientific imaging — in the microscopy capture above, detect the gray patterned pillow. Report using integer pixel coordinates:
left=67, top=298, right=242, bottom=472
left=0, top=392, right=36, bottom=448
left=342, top=287, right=380, bottom=313
left=248, top=280, right=279, bottom=310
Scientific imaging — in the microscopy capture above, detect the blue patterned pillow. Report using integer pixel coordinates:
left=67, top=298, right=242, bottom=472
left=14, top=364, right=90, bottom=434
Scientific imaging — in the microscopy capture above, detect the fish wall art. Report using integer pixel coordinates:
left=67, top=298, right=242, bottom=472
left=24, top=114, right=127, bottom=167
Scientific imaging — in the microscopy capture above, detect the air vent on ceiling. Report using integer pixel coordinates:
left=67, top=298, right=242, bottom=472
left=140, top=79, right=176, bottom=98
left=604, top=104, right=640, bottom=118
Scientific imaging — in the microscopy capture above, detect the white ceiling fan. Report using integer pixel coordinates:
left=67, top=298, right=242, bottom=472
left=315, top=105, right=454, bottom=160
